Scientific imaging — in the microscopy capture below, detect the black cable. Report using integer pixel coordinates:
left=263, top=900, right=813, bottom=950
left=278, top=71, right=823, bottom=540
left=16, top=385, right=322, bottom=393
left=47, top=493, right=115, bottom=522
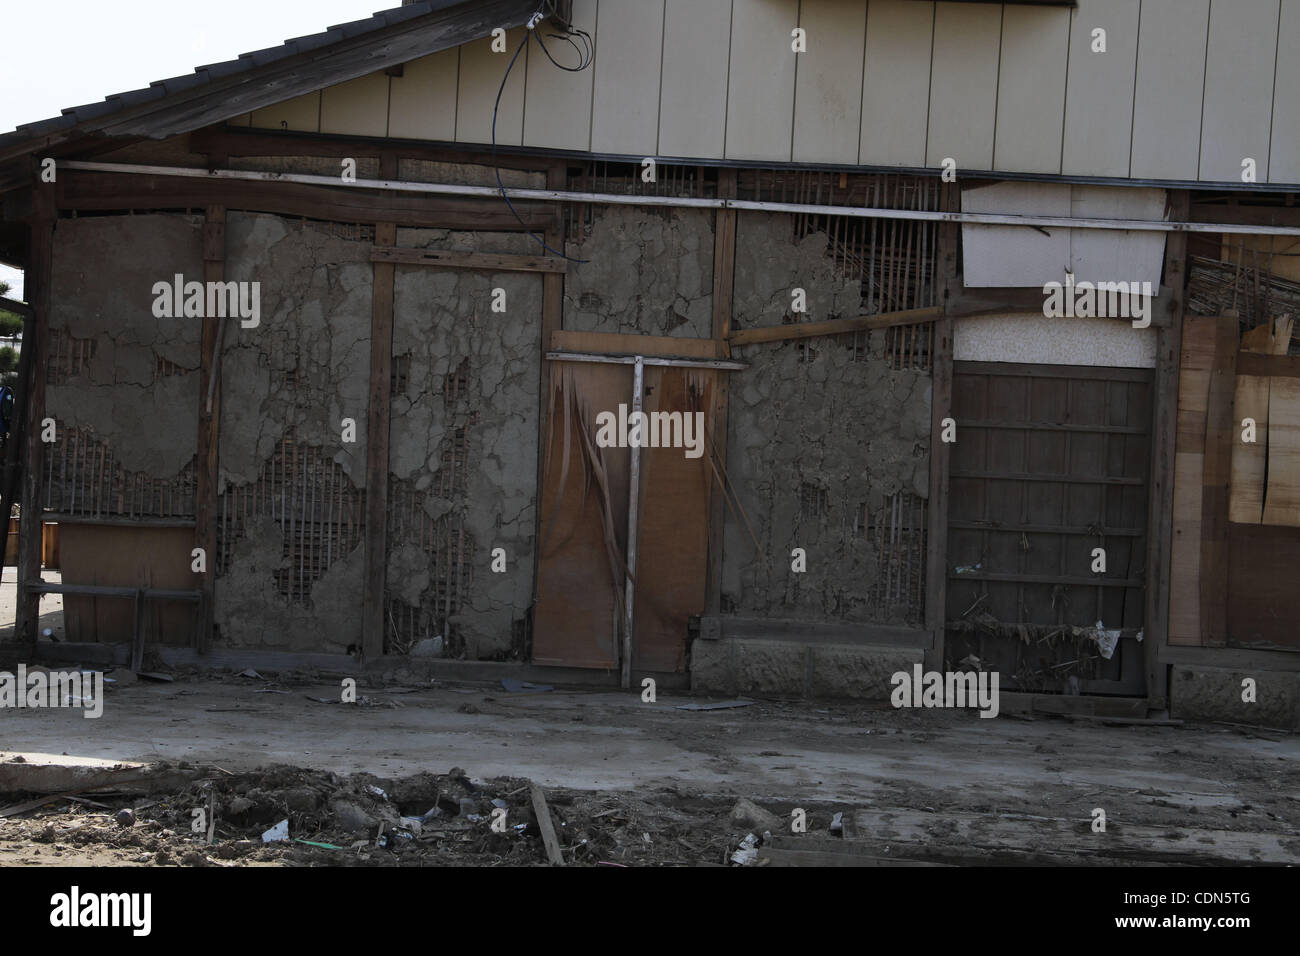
left=490, top=10, right=592, bottom=264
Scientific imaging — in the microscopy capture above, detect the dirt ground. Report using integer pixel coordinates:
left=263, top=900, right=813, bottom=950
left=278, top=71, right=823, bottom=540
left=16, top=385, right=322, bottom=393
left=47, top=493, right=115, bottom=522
left=2, top=668, right=1298, bottom=866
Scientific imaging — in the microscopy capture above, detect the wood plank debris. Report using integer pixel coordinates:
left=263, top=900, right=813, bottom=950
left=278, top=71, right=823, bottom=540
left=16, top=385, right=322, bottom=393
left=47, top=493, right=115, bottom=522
left=529, top=784, right=565, bottom=866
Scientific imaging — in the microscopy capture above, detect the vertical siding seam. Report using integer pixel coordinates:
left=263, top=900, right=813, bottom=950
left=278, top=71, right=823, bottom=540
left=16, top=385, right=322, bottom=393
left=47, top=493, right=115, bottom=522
left=385, top=75, right=393, bottom=140
left=1195, top=0, right=1211, bottom=181
left=520, top=29, right=531, bottom=149
left=1128, top=0, right=1143, bottom=179
left=923, top=1, right=937, bottom=166
left=1267, top=0, right=1283, bottom=182
left=722, top=0, right=736, bottom=160
left=789, top=0, right=801, bottom=163
left=654, top=0, right=667, bottom=156
left=1058, top=4, right=1075, bottom=176
left=856, top=0, right=869, bottom=165
left=990, top=4, right=1005, bottom=172
left=453, top=46, right=462, bottom=142
left=586, top=0, right=600, bottom=154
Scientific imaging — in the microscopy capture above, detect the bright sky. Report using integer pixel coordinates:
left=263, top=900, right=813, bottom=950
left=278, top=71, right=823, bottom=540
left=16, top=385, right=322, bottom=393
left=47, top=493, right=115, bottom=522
left=0, top=0, right=384, bottom=298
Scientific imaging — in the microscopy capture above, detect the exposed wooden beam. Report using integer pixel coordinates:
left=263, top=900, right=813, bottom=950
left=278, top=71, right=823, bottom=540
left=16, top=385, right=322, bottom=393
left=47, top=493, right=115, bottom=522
left=706, top=169, right=737, bottom=616
left=728, top=307, right=941, bottom=347
left=370, top=246, right=566, bottom=273
left=56, top=170, right=558, bottom=232
left=550, top=329, right=724, bottom=361
left=1199, top=315, right=1237, bottom=645
left=0, top=297, right=30, bottom=316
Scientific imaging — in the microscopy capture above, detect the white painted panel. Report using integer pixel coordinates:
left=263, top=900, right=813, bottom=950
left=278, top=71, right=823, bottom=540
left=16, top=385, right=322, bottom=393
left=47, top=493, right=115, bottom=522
left=962, top=182, right=1071, bottom=287
left=1063, top=0, right=1140, bottom=178
left=388, top=50, right=459, bottom=142
left=994, top=4, right=1070, bottom=174
left=249, top=91, right=320, bottom=133
left=955, top=314, right=1156, bottom=368
left=1068, top=187, right=1167, bottom=286
left=1200, top=0, right=1280, bottom=182
left=523, top=0, right=598, bottom=151
left=658, top=0, right=732, bottom=159
left=1130, top=0, right=1209, bottom=180
left=792, top=0, right=866, bottom=164
left=320, top=72, right=390, bottom=139
left=860, top=0, right=933, bottom=167
left=1270, top=0, right=1300, bottom=183
left=926, top=1, right=1003, bottom=171
left=726, top=0, right=799, bottom=161
left=590, top=0, right=665, bottom=156
left=456, top=28, right=528, bottom=147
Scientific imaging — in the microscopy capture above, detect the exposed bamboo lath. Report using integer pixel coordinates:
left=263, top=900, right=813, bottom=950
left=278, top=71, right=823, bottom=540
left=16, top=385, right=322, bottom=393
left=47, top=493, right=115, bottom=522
left=42, top=424, right=196, bottom=519
left=855, top=491, right=927, bottom=626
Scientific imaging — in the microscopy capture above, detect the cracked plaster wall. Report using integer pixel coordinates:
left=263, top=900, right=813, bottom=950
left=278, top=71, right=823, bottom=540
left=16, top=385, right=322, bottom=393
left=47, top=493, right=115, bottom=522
left=723, top=212, right=932, bottom=623
left=390, top=228, right=542, bottom=659
left=47, top=214, right=202, bottom=480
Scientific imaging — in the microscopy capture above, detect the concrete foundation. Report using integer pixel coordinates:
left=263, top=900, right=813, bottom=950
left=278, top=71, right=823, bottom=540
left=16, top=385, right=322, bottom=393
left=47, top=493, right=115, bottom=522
left=1170, top=665, right=1300, bottom=731
left=692, top=636, right=923, bottom=700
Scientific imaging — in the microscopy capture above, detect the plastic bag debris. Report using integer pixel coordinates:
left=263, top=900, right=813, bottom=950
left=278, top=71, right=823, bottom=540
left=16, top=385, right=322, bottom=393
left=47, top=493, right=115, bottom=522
left=1090, top=620, right=1121, bottom=660
left=730, top=832, right=760, bottom=866
left=261, top=819, right=289, bottom=843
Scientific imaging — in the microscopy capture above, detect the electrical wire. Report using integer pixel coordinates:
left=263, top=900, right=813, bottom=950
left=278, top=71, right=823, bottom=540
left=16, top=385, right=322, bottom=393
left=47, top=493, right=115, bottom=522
left=490, top=2, right=594, bottom=264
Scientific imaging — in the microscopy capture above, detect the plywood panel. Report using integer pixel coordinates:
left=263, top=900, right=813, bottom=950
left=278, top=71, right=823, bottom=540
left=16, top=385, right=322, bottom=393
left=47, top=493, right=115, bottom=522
left=523, top=0, right=597, bottom=151
left=249, top=91, right=320, bottom=133
left=1062, top=0, right=1140, bottom=178
left=860, top=0, right=933, bottom=167
left=388, top=50, right=460, bottom=142
left=658, top=0, right=732, bottom=159
left=994, top=4, right=1070, bottom=175
left=632, top=367, right=713, bottom=672
left=321, top=73, right=390, bottom=138
left=1269, top=0, right=1300, bottom=183
left=1130, top=0, right=1209, bottom=180
left=456, top=28, right=527, bottom=147
left=590, top=0, right=665, bottom=156
left=1262, top=376, right=1300, bottom=526
left=926, top=1, right=1003, bottom=171
left=1168, top=451, right=1204, bottom=644
left=1229, top=375, right=1269, bottom=523
left=1199, top=0, right=1280, bottom=182
left=725, top=0, right=799, bottom=161
left=792, top=0, right=866, bottom=164
left=1227, top=522, right=1300, bottom=647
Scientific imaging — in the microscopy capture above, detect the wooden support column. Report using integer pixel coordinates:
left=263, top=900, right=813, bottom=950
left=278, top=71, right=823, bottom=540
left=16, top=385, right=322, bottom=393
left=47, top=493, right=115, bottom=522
left=15, top=184, right=54, bottom=643
left=1144, top=191, right=1189, bottom=711
left=362, top=152, right=399, bottom=661
left=705, top=168, right=737, bottom=615
left=195, top=204, right=225, bottom=653
left=926, top=181, right=960, bottom=671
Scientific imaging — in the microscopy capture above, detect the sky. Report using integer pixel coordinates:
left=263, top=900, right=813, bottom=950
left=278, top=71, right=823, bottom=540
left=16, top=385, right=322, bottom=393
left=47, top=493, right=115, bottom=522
left=0, top=0, right=384, bottom=298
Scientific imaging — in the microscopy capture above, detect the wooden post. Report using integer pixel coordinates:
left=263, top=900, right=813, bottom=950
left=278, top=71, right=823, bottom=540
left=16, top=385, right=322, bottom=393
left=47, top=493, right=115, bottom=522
left=705, top=168, right=737, bottom=616
left=195, top=204, right=225, bottom=653
left=15, top=184, right=54, bottom=643
left=1144, top=191, right=1189, bottom=712
left=362, top=153, right=400, bottom=662
left=623, top=356, right=644, bottom=690
left=927, top=181, right=960, bottom=672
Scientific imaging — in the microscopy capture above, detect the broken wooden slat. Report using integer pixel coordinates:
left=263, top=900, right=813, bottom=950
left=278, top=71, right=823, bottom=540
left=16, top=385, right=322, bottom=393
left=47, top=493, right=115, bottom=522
left=728, top=306, right=941, bottom=347
left=369, top=246, right=566, bottom=273
left=549, top=329, right=724, bottom=360
left=1262, top=376, right=1300, bottom=527
left=1237, top=352, right=1300, bottom=378
left=529, top=784, right=565, bottom=866
left=1228, top=375, right=1269, bottom=524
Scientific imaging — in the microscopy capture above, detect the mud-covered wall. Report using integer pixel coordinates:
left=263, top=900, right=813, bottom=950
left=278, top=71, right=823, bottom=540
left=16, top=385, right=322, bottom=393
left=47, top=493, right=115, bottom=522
left=564, top=206, right=713, bottom=337
left=214, top=212, right=372, bottom=651
left=389, top=228, right=542, bottom=660
left=722, top=212, right=932, bottom=624
left=46, top=215, right=203, bottom=504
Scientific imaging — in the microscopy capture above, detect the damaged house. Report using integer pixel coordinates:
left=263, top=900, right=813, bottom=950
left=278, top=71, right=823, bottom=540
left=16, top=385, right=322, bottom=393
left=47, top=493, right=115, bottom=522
left=1, top=0, right=1299, bottom=730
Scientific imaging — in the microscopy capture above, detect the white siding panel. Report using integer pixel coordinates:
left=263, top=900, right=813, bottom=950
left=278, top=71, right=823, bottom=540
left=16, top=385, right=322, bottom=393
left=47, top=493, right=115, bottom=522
left=792, top=0, right=866, bottom=165
left=388, top=50, right=459, bottom=142
left=456, top=29, right=528, bottom=147
left=249, top=91, right=320, bottom=133
left=1062, top=0, right=1140, bottom=178
left=926, top=1, right=1003, bottom=171
left=590, top=0, right=665, bottom=156
left=725, top=0, right=798, bottom=161
left=658, top=0, right=732, bottom=159
left=1130, top=0, right=1209, bottom=180
left=860, top=0, right=934, bottom=167
left=961, top=182, right=1071, bottom=287
left=523, top=0, right=598, bottom=151
left=994, top=4, right=1070, bottom=175
left=1200, top=0, right=1280, bottom=182
left=1272, top=0, right=1300, bottom=183
left=320, top=73, right=390, bottom=139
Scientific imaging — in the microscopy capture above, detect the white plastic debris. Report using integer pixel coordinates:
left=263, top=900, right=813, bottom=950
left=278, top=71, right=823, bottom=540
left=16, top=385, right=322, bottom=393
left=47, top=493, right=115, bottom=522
left=262, top=819, right=289, bottom=843
left=730, top=832, right=760, bottom=866
left=1091, top=620, right=1121, bottom=660
left=830, top=812, right=843, bottom=833
left=366, top=785, right=387, bottom=799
